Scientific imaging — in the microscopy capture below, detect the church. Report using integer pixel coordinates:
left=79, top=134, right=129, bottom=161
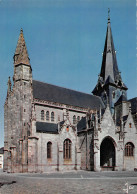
left=4, top=13, right=137, bottom=173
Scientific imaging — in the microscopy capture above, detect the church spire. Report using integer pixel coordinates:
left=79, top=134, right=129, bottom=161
left=100, top=9, right=121, bottom=83
left=92, top=10, right=128, bottom=114
left=13, top=28, right=30, bottom=66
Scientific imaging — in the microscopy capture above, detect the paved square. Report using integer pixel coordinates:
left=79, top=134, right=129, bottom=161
left=0, top=171, right=137, bottom=193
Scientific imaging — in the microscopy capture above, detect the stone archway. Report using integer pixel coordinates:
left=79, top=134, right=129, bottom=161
left=100, top=137, right=115, bottom=171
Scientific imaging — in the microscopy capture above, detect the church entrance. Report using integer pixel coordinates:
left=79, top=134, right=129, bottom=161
left=100, top=137, right=115, bottom=171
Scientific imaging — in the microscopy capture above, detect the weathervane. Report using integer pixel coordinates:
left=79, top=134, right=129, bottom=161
left=108, top=8, right=110, bottom=20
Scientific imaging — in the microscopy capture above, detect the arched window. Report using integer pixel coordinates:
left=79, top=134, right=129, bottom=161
left=51, top=112, right=54, bottom=122
left=47, top=142, right=52, bottom=159
left=41, top=110, right=44, bottom=120
left=46, top=111, right=49, bottom=121
left=63, top=139, right=71, bottom=159
left=77, top=116, right=80, bottom=122
left=73, top=115, right=76, bottom=124
left=125, top=142, right=134, bottom=156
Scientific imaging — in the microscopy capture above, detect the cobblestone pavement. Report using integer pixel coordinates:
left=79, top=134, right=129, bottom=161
left=0, top=171, right=137, bottom=194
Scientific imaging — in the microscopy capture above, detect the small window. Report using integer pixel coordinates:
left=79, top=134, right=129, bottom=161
left=41, top=110, right=44, bottom=120
left=46, top=111, right=49, bottom=121
left=47, top=142, right=52, bottom=159
left=63, top=139, right=71, bottom=159
left=73, top=115, right=76, bottom=124
left=125, top=142, right=134, bottom=156
left=51, top=112, right=54, bottom=122
left=77, top=116, right=80, bottom=122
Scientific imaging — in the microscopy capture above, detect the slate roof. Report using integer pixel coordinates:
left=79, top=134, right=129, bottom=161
left=105, top=75, right=115, bottom=85
left=115, top=94, right=127, bottom=105
left=123, top=115, right=128, bottom=122
left=100, top=17, right=121, bottom=83
left=33, top=80, right=105, bottom=110
left=128, top=97, right=137, bottom=114
left=36, top=122, right=58, bottom=133
left=77, top=117, right=86, bottom=132
left=92, top=16, right=127, bottom=94
left=0, top=147, right=4, bottom=154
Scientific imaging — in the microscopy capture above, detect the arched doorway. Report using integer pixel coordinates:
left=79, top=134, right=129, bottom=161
left=100, top=137, right=115, bottom=170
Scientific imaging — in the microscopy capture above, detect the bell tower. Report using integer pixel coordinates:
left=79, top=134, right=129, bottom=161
left=4, top=29, right=33, bottom=173
left=92, top=10, right=128, bottom=114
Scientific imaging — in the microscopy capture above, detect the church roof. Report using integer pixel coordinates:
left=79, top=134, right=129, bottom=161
left=36, top=122, right=58, bottom=133
left=128, top=97, right=137, bottom=114
left=33, top=80, right=105, bottom=110
left=14, top=29, right=30, bottom=66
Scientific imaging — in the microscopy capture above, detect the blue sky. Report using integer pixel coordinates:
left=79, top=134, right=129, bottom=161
left=0, top=0, right=136, bottom=147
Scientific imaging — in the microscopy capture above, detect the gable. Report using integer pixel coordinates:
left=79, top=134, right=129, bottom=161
left=100, top=106, right=115, bottom=134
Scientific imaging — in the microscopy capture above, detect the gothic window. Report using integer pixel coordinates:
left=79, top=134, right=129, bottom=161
left=63, top=139, right=71, bottom=159
left=51, top=112, right=54, bottom=122
left=41, top=110, right=44, bottom=120
left=125, top=142, right=134, bottom=157
left=46, top=111, right=49, bottom=121
left=73, top=115, right=76, bottom=124
left=47, top=142, right=52, bottom=159
left=77, top=116, right=80, bottom=122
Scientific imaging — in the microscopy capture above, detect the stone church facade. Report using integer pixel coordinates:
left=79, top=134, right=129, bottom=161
left=4, top=14, right=137, bottom=173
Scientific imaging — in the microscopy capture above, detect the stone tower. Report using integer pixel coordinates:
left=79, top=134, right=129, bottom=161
left=92, top=11, right=128, bottom=114
left=4, top=29, right=32, bottom=172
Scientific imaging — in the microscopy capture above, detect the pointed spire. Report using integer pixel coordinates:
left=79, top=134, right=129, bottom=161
left=14, top=28, right=30, bottom=66
left=100, top=9, right=121, bottom=83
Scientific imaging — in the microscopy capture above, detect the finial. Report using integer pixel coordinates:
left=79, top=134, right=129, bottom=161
left=108, top=8, right=110, bottom=23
